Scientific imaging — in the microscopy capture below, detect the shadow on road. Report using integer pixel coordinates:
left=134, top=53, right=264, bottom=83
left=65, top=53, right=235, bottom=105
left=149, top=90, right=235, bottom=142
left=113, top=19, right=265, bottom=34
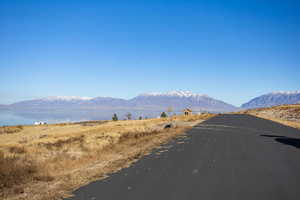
left=261, top=134, right=300, bottom=149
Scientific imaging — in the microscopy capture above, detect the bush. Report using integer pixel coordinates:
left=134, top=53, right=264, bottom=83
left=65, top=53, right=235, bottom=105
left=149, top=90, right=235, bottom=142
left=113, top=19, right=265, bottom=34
left=126, top=113, right=132, bottom=120
left=160, top=112, right=168, bottom=118
left=112, top=113, right=118, bottom=121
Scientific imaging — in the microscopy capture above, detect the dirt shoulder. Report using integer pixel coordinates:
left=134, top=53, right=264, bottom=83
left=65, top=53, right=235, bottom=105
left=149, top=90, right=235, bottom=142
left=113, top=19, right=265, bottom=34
left=0, top=114, right=215, bottom=200
left=237, top=104, right=300, bottom=130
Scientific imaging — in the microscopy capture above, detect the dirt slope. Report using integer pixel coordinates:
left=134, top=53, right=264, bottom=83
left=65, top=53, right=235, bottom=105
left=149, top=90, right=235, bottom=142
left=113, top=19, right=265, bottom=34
left=239, top=104, right=300, bottom=129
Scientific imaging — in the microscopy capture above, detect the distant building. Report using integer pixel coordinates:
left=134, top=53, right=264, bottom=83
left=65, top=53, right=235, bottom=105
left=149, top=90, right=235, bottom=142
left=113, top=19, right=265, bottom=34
left=182, top=108, right=192, bottom=116
left=34, top=121, right=47, bottom=125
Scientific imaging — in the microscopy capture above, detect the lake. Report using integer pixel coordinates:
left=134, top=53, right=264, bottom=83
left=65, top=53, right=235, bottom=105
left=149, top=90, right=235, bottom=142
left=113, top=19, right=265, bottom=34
left=0, top=109, right=163, bottom=126
left=0, top=111, right=79, bottom=126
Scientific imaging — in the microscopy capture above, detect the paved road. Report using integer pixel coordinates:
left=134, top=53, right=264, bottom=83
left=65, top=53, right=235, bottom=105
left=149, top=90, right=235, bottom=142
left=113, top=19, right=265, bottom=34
left=67, top=114, right=300, bottom=200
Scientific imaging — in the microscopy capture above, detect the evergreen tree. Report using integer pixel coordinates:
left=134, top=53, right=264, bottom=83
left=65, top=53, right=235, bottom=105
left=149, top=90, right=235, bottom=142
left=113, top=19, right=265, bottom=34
left=112, top=113, right=118, bottom=121
left=126, top=113, right=132, bottom=120
left=160, top=112, right=168, bottom=118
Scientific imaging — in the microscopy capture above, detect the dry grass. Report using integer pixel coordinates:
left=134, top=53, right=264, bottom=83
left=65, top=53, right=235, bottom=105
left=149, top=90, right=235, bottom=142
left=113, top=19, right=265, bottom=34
left=0, top=113, right=215, bottom=200
left=171, top=113, right=214, bottom=122
left=0, top=152, right=36, bottom=190
left=238, top=104, right=300, bottom=129
left=8, top=146, right=26, bottom=154
left=0, top=126, right=23, bottom=134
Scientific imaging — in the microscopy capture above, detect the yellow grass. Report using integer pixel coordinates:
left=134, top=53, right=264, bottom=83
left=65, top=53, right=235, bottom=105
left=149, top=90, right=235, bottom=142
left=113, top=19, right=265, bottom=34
left=0, top=113, right=215, bottom=200
left=0, top=126, right=23, bottom=135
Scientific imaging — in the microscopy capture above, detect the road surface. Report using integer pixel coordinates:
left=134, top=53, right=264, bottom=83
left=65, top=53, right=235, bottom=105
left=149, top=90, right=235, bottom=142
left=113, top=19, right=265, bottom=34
left=66, top=114, right=300, bottom=200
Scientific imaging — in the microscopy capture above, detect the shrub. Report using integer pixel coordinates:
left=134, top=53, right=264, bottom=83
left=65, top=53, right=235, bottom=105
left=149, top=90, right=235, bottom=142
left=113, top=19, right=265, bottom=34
left=126, top=113, right=132, bottom=120
left=160, top=112, right=167, bottom=118
left=112, top=113, right=118, bottom=121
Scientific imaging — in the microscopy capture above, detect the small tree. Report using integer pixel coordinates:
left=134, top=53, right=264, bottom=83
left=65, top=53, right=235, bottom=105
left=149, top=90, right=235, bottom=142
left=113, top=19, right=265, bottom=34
left=160, top=112, right=167, bottom=118
left=112, top=113, right=118, bottom=121
left=125, top=113, right=132, bottom=120
left=139, top=116, right=143, bottom=120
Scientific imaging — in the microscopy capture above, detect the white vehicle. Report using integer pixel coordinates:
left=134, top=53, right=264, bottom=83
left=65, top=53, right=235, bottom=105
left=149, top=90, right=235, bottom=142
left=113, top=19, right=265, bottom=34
left=34, top=121, right=47, bottom=125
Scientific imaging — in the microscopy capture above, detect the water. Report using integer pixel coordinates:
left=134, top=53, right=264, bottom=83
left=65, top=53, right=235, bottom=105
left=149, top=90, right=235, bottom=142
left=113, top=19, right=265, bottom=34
left=0, top=109, right=163, bottom=126
left=0, top=111, right=77, bottom=126
left=0, top=107, right=194, bottom=126
left=0, top=111, right=34, bottom=126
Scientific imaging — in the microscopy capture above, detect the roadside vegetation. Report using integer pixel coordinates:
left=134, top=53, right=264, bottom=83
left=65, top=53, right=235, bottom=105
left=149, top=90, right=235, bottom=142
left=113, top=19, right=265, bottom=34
left=239, top=104, right=300, bottom=129
left=0, top=126, right=23, bottom=134
left=0, top=113, right=215, bottom=200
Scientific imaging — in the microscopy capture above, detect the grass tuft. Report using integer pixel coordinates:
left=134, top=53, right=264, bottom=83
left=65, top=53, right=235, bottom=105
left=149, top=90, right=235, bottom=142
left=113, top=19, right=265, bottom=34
left=9, top=146, right=26, bottom=154
left=0, top=126, right=23, bottom=134
left=0, top=151, right=37, bottom=189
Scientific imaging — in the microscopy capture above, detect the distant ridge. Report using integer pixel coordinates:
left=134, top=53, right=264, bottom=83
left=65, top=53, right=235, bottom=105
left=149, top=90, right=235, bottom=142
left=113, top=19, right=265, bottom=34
left=131, top=91, right=236, bottom=112
left=140, top=91, right=208, bottom=98
left=242, top=91, right=300, bottom=109
left=4, top=91, right=237, bottom=113
left=41, top=96, right=93, bottom=101
left=3, top=90, right=300, bottom=121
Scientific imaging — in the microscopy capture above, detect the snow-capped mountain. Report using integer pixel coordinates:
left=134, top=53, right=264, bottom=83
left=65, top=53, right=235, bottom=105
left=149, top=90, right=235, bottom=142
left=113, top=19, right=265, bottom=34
left=10, top=97, right=91, bottom=108
left=6, top=91, right=237, bottom=113
left=241, top=91, right=300, bottom=109
left=42, top=96, right=93, bottom=101
left=140, top=91, right=208, bottom=98
left=130, top=91, right=236, bottom=112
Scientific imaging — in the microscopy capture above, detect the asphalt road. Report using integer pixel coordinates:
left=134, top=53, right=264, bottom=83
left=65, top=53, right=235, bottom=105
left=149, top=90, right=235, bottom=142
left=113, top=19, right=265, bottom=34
left=67, top=114, right=300, bottom=200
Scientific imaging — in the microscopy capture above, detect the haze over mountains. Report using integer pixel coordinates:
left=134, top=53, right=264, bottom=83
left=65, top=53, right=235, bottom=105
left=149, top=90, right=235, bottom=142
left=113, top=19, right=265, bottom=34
left=242, top=91, right=300, bottom=109
left=0, top=91, right=237, bottom=123
left=1, top=90, right=299, bottom=123
left=5, top=91, right=237, bottom=113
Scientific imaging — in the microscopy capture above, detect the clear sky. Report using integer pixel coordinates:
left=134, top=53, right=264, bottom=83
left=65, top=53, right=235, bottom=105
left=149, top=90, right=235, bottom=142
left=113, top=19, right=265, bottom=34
left=0, top=0, right=299, bottom=106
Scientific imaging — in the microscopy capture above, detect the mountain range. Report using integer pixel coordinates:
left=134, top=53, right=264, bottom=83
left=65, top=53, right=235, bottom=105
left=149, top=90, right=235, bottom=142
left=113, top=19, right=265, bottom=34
left=1, top=90, right=300, bottom=121
left=5, top=91, right=237, bottom=113
left=242, top=91, right=300, bottom=109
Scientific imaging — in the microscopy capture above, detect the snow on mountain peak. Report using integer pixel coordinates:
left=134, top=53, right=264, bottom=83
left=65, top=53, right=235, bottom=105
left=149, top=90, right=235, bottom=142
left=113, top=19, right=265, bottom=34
left=270, top=91, right=300, bottom=95
left=42, top=96, right=93, bottom=101
left=140, top=91, right=207, bottom=98
left=242, top=90, right=300, bottom=109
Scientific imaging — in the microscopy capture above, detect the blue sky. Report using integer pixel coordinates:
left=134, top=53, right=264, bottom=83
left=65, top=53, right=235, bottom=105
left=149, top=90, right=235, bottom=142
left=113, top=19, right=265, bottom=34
left=0, top=0, right=299, bottom=106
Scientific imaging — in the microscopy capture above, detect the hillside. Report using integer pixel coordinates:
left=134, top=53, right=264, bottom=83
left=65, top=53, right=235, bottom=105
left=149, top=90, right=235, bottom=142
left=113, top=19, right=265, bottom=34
left=242, top=91, right=300, bottom=109
left=129, top=91, right=237, bottom=112
left=240, top=104, right=300, bottom=129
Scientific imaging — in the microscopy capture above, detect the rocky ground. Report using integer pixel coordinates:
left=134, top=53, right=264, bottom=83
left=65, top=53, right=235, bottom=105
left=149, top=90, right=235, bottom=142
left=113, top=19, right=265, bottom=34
left=239, top=104, right=300, bottom=128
